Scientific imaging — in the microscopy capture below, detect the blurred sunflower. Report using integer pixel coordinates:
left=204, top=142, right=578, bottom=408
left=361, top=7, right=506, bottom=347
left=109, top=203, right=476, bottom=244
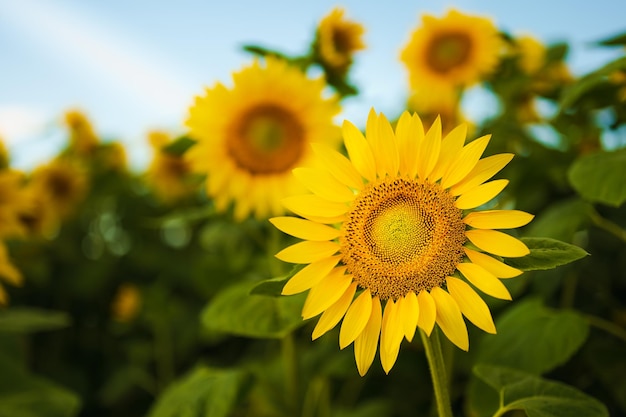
left=272, top=110, right=532, bottom=375
left=0, top=169, right=28, bottom=239
left=30, top=158, right=88, bottom=220
left=0, top=241, right=23, bottom=305
left=145, top=131, right=196, bottom=204
left=186, top=58, right=341, bottom=220
left=64, top=109, right=99, bottom=156
left=17, top=185, right=58, bottom=239
left=111, top=283, right=141, bottom=322
left=400, top=9, right=501, bottom=96
left=314, top=7, right=366, bottom=75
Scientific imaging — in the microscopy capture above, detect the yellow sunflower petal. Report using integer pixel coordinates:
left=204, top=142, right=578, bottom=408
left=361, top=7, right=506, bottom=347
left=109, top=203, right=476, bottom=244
left=380, top=338, right=401, bottom=375
left=416, top=116, right=441, bottom=180
left=293, top=168, right=355, bottom=203
left=430, top=122, right=466, bottom=181
left=302, top=267, right=352, bottom=319
left=276, top=241, right=340, bottom=264
left=311, top=143, right=363, bottom=190
left=464, top=210, right=534, bottom=229
left=446, top=277, right=496, bottom=334
left=343, top=120, right=377, bottom=182
left=400, top=291, right=419, bottom=342
left=339, top=289, right=373, bottom=349
left=431, top=287, right=469, bottom=351
left=396, top=112, right=422, bottom=177
left=454, top=179, right=509, bottom=210
left=464, top=248, right=523, bottom=279
left=354, top=296, right=382, bottom=376
left=281, top=256, right=341, bottom=295
left=312, top=283, right=357, bottom=339
left=417, top=290, right=436, bottom=335
left=282, top=195, right=349, bottom=218
left=457, top=262, right=512, bottom=300
left=269, top=217, right=341, bottom=241
left=466, top=229, right=530, bottom=258
left=375, top=112, right=400, bottom=177
left=450, top=153, right=514, bottom=196
left=381, top=299, right=404, bottom=356
left=441, top=134, right=491, bottom=189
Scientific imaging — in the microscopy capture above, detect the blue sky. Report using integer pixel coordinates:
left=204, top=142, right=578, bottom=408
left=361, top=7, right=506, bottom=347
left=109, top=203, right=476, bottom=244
left=1, top=0, right=624, bottom=169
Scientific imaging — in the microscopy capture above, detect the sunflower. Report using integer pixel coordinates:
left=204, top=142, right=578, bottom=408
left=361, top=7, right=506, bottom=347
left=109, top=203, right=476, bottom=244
left=0, top=169, right=28, bottom=239
left=145, top=131, right=196, bottom=204
left=0, top=241, right=22, bottom=306
left=271, top=110, right=532, bottom=375
left=400, top=9, right=501, bottom=95
left=186, top=58, right=341, bottom=220
left=314, top=7, right=366, bottom=75
left=29, top=158, right=88, bottom=220
left=64, top=109, right=99, bottom=156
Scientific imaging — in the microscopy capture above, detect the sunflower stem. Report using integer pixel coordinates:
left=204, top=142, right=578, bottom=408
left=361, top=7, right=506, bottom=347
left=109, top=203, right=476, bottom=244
left=282, top=332, right=300, bottom=415
left=420, top=328, right=454, bottom=417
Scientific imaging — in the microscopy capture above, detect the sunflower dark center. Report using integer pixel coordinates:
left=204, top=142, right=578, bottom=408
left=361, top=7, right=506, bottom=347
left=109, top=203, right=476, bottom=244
left=340, top=177, right=466, bottom=300
left=426, top=32, right=472, bottom=74
left=228, top=104, right=305, bottom=175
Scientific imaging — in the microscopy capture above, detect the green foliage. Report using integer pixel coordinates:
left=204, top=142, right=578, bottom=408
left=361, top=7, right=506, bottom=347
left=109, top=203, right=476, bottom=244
left=201, top=280, right=307, bottom=338
left=474, top=365, right=609, bottom=417
left=147, top=366, right=246, bottom=417
left=0, top=308, right=71, bottom=333
left=0, top=347, right=81, bottom=417
left=505, top=237, right=589, bottom=271
left=568, top=148, right=626, bottom=207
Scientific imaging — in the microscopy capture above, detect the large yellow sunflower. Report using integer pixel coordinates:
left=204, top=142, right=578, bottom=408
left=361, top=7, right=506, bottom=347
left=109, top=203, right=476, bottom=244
left=400, top=9, right=501, bottom=95
left=315, top=7, right=366, bottom=75
left=272, top=109, right=532, bottom=375
left=186, top=58, right=341, bottom=220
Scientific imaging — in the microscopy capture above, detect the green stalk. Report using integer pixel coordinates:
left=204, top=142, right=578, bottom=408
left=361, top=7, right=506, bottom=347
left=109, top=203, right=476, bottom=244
left=282, top=333, right=299, bottom=415
left=420, top=328, right=453, bottom=417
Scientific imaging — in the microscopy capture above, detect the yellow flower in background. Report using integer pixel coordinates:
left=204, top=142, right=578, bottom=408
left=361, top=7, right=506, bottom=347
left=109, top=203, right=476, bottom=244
left=407, top=88, right=470, bottom=135
left=0, top=241, right=22, bottom=306
left=30, top=158, right=88, bottom=220
left=186, top=58, right=341, bottom=220
left=64, top=109, right=99, bottom=156
left=0, top=169, right=28, bottom=239
left=400, top=9, right=501, bottom=95
left=17, top=185, right=59, bottom=239
left=0, top=140, right=9, bottom=170
left=272, top=110, right=532, bottom=375
left=515, top=35, right=545, bottom=75
left=145, top=131, right=195, bottom=204
left=111, top=283, right=141, bottom=322
left=315, top=7, right=366, bottom=74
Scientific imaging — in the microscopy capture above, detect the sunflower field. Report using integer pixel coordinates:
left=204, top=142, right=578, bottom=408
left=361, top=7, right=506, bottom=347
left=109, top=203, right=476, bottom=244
left=2, top=6, right=626, bottom=417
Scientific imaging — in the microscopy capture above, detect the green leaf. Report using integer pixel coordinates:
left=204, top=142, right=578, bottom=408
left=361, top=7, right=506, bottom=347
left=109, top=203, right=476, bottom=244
left=0, top=351, right=81, bottom=417
left=526, top=198, right=590, bottom=242
left=162, top=136, right=196, bottom=156
left=202, top=280, right=307, bottom=338
left=475, top=299, right=589, bottom=375
left=0, top=308, right=71, bottom=333
left=505, top=237, right=588, bottom=271
left=568, top=148, right=626, bottom=207
left=559, top=56, right=626, bottom=111
left=250, top=265, right=305, bottom=297
left=596, top=30, right=626, bottom=46
left=148, top=366, right=245, bottom=417
left=474, top=365, right=609, bottom=417
left=242, top=44, right=288, bottom=60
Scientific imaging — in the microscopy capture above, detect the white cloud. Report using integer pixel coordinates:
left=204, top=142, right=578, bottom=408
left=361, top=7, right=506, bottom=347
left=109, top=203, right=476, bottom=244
left=0, top=106, right=48, bottom=145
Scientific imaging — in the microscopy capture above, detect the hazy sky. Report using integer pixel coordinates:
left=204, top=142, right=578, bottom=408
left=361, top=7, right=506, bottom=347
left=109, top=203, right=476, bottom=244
left=1, top=0, right=624, bottom=169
